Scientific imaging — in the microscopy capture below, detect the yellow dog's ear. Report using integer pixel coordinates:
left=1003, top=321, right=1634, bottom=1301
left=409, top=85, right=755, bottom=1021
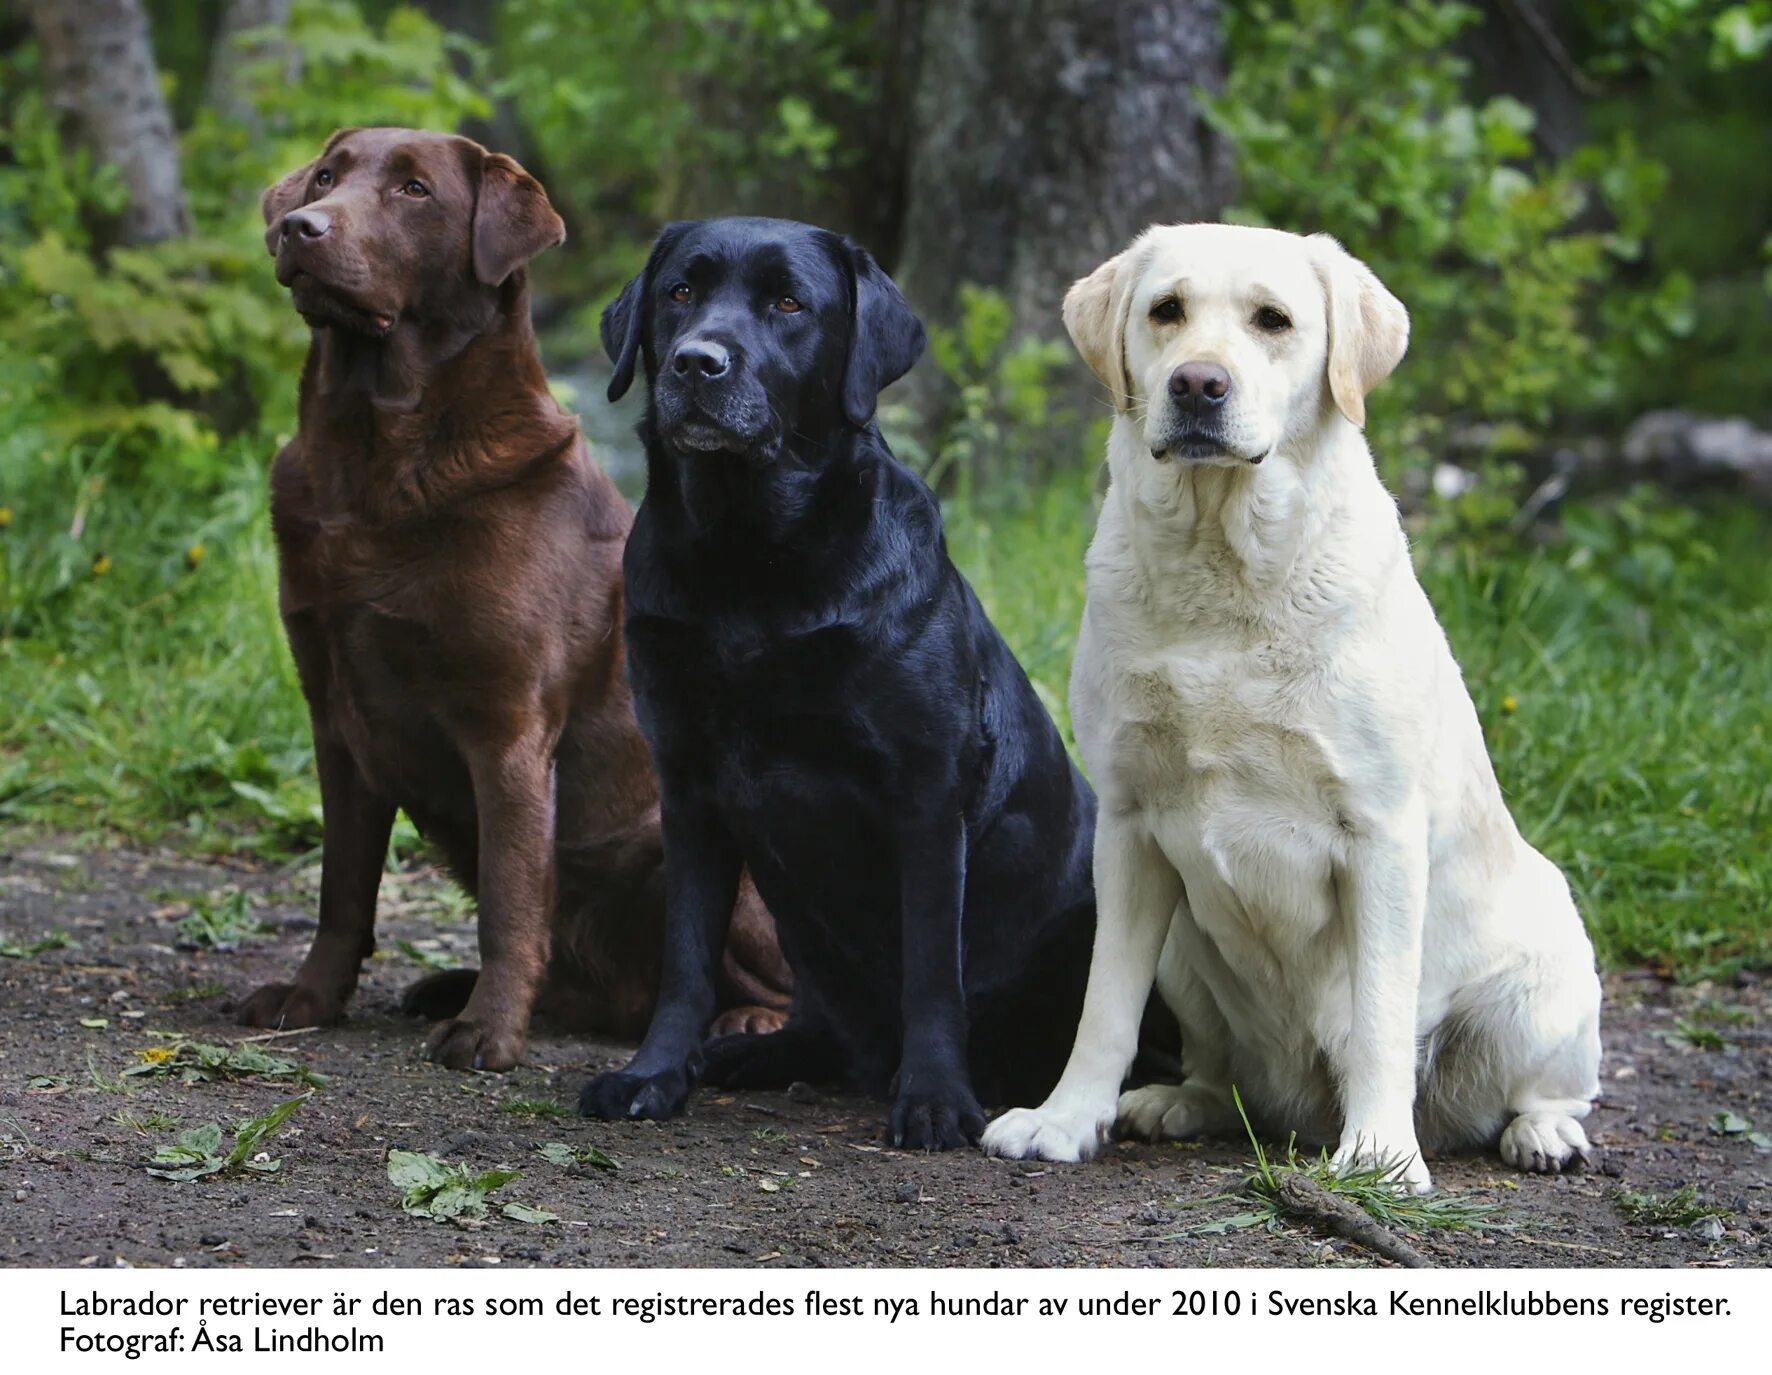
left=1309, top=234, right=1409, bottom=428
left=1063, top=241, right=1144, bottom=413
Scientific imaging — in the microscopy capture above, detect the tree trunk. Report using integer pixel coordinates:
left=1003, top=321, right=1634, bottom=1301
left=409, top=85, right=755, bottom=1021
left=1463, top=0, right=1590, bottom=159
left=204, top=0, right=295, bottom=128
left=888, top=0, right=1233, bottom=432
left=29, top=0, right=191, bottom=247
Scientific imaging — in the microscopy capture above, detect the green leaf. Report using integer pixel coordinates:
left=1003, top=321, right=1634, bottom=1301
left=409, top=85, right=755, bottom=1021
left=386, top=1150, right=520, bottom=1220
left=535, top=1141, right=619, bottom=1171
left=501, top=1202, right=559, bottom=1225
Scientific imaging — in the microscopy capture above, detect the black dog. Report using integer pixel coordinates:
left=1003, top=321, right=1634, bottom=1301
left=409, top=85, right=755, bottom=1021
left=577, top=217, right=1097, bottom=1149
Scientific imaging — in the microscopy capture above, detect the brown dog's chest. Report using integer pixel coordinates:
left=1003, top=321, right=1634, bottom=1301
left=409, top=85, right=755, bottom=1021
left=302, top=588, right=479, bottom=813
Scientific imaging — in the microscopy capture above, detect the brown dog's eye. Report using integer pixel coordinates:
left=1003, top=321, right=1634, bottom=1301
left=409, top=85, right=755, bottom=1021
left=774, top=296, right=803, bottom=314
left=1254, top=306, right=1292, bottom=332
left=669, top=283, right=691, bottom=303
left=402, top=179, right=429, bottom=198
left=1150, top=297, right=1182, bottom=324
left=315, top=168, right=333, bottom=187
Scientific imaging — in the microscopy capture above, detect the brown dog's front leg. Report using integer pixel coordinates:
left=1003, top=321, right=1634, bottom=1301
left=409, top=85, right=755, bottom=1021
left=425, top=733, right=555, bottom=1071
left=238, top=734, right=394, bottom=1029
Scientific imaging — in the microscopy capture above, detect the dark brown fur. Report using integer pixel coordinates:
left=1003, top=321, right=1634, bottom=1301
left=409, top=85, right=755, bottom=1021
left=237, top=128, right=789, bottom=1068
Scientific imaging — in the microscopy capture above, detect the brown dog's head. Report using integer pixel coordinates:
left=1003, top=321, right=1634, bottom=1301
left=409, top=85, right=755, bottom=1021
left=261, top=127, right=564, bottom=338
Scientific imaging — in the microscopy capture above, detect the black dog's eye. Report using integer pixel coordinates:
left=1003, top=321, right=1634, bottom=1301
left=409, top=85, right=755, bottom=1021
left=315, top=168, right=333, bottom=188
left=1150, top=297, right=1182, bottom=324
left=400, top=179, right=429, bottom=198
left=669, top=283, right=692, bottom=303
left=1254, top=305, right=1292, bottom=332
left=774, top=295, right=803, bottom=314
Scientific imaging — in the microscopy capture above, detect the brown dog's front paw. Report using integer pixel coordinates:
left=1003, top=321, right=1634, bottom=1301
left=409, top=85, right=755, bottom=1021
left=708, top=1004, right=788, bottom=1038
left=235, top=982, right=345, bottom=1030
left=424, top=1017, right=526, bottom=1072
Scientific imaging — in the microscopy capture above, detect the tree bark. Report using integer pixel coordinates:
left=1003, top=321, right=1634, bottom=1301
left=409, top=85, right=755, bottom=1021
left=29, top=0, right=192, bottom=247
left=894, top=0, right=1233, bottom=346
left=204, top=0, right=295, bottom=128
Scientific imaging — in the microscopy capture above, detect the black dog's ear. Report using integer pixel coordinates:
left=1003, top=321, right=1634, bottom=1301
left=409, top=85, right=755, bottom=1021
left=840, top=243, right=925, bottom=428
left=602, top=221, right=697, bottom=403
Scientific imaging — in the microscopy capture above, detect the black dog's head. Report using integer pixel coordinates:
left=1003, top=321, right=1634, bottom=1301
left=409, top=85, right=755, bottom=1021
left=602, top=217, right=924, bottom=459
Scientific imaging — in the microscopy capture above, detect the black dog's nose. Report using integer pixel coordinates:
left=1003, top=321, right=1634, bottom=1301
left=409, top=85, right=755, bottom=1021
left=673, top=339, right=731, bottom=379
left=1169, top=361, right=1231, bottom=410
left=280, top=208, right=332, bottom=242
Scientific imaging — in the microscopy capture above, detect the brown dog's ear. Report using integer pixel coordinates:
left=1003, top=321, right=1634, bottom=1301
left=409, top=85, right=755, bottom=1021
left=1062, top=237, right=1146, bottom=413
left=261, top=128, right=359, bottom=255
left=472, top=153, right=565, bottom=287
left=260, top=161, right=314, bottom=255
left=1309, top=234, right=1409, bottom=428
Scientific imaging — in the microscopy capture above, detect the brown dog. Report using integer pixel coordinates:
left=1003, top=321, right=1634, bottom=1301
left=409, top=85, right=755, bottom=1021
left=238, top=127, right=789, bottom=1069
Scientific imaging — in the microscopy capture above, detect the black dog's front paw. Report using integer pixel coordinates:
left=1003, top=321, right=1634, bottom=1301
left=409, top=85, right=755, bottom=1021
left=889, top=1081, right=987, bottom=1151
left=578, top=1066, right=696, bottom=1121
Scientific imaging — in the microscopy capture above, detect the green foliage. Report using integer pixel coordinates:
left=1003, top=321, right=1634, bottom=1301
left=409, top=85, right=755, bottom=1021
left=174, top=886, right=271, bottom=950
left=894, top=284, right=1081, bottom=494
left=1205, top=0, right=1694, bottom=480
left=496, top=0, right=863, bottom=297
left=535, top=1140, right=621, bottom=1171
left=1614, top=1182, right=1732, bottom=1226
left=386, top=1148, right=522, bottom=1221
left=0, top=451, right=313, bottom=845
left=1576, top=0, right=1772, bottom=75
left=0, top=2, right=486, bottom=479
left=123, top=1037, right=329, bottom=1088
left=145, top=1093, right=308, bottom=1182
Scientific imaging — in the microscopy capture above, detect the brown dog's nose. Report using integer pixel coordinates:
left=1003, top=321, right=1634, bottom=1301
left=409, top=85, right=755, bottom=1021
left=673, top=339, right=731, bottom=380
left=1169, top=361, right=1231, bottom=411
left=280, top=207, right=332, bottom=242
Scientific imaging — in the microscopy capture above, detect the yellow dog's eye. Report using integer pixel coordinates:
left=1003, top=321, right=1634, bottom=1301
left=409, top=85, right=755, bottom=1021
left=775, top=295, right=803, bottom=313
left=669, top=283, right=692, bottom=303
left=1150, top=297, right=1182, bottom=324
left=1254, top=306, right=1292, bottom=332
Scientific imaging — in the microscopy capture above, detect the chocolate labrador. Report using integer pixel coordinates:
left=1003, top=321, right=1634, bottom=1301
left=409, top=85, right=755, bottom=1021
left=577, top=217, right=1098, bottom=1147
left=239, top=129, right=789, bottom=1069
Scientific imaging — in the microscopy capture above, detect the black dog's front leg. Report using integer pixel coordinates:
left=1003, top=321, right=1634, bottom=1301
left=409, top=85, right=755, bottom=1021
left=889, top=808, right=986, bottom=1150
left=579, top=788, right=739, bottom=1121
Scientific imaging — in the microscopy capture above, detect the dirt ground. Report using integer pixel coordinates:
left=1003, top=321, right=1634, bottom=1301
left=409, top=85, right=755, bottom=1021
left=2, top=836, right=1767, bottom=1270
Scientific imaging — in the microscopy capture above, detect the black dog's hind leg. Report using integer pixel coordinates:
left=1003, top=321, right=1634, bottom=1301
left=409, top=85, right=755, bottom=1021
left=400, top=968, right=481, bottom=1021
left=579, top=790, right=740, bottom=1121
left=889, top=809, right=987, bottom=1150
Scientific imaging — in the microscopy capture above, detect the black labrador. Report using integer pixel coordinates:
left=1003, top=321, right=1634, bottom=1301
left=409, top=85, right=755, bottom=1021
left=577, top=217, right=1097, bottom=1149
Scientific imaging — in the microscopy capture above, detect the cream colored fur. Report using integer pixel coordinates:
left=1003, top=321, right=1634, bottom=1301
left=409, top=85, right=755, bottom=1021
left=980, top=224, right=1601, bottom=1191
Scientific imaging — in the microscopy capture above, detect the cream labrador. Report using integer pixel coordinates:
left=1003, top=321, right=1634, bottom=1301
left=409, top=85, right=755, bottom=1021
left=980, top=224, right=1601, bottom=1191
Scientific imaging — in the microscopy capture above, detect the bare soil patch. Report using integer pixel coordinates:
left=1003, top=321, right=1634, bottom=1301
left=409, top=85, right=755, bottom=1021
left=2, top=838, right=1767, bottom=1269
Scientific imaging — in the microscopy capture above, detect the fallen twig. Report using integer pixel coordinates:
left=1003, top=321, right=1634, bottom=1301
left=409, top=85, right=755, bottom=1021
left=1268, top=1172, right=1429, bottom=1268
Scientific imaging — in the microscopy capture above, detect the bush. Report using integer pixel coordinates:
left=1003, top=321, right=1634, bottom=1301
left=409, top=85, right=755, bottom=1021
left=1205, top=0, right=1695, bottom=482
left=0, top=2, right=487, bottom=485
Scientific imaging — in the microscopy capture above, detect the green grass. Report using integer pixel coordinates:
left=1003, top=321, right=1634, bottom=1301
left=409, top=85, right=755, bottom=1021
left=2, top=438, right=1767, bottom=979
left=0, top=449, right=315, bottom=848
left=1613, top=1183, right=1732, bottom=1228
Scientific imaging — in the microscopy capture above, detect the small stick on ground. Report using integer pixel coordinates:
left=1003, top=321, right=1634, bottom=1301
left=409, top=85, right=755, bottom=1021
left=1268, top=1172, right=1430, bottom=1268
left=233, top=1026, right=320, bottom=1045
